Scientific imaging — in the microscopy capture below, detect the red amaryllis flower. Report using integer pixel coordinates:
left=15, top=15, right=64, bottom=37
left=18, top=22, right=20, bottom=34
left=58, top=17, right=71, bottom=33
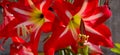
left=0, top=0, right=36, bottom=38
left=0, top=0, right=16, bottom=50
left=0, top=0, right=54, bottom=55
left=55, top=0, right=113, bottom=47
left=10, top=31, right=42, bottom=55
left=10, top=43, right=34, bottom=55
left=7, top=0, right=54, bottom=32
left=7, top=0, right=54, bottom=53
left=44, top=0, right=113, bottom=55
left=0, top=1, right=34, bottom=53
left=10, top=36, right=34, bottom=55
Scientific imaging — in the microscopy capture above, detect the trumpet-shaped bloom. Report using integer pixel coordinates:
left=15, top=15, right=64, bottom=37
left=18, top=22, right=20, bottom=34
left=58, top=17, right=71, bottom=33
left=7, top=0, right=54, bottom=32
left=0, top=0, right=54, bottom=55
left=10, top=36, right=34, bottom=55
left=0, top=0, right=113, bottom=55
left=44, top=0, right=113, bottom=55
left=54, top=0, right=113, bottom=47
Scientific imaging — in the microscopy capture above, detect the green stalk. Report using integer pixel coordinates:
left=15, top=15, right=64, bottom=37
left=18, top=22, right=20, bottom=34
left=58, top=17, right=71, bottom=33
left=59, top=50, right=65, bottom=55
left=58, top=47, right=75, bottom=55
left=78, top=18, right=89, bottom=55
left=77, top=46, right=88, bottom=55
left=58, top=50, right=62, bottom=55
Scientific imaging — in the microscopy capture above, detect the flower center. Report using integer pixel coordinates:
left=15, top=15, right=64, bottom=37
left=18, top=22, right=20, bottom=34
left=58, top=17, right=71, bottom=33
left=30, top=8, right=44, bottom=19
left=78, top=34, right=89, bottom=43
left=39, top=14, right=44, bottom=18
left=29, top=8, right=45, bottom=24
left=28, top=8, right=45, bottom=30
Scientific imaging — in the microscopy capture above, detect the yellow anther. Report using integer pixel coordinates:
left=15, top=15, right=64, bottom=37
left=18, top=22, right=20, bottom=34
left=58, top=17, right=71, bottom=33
left=78, top=34, right=89, bottom=43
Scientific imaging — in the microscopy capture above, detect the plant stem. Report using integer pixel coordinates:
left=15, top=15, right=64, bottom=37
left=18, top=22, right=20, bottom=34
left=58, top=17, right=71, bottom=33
left=78, top=19, right=88, bottom=55
left=78, top=46, right=88, bottom=55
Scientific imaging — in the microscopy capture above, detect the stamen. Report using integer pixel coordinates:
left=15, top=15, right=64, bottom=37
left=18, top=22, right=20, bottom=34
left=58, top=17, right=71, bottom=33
left=77, top=34, right=89, bottom=48
left=17, top=25, right=31, bottom=38
left=22, top=25, right=27, bottom=37
left=17, top=27, right=20, bottom=36
left=78, top=34, right=89, bottom=44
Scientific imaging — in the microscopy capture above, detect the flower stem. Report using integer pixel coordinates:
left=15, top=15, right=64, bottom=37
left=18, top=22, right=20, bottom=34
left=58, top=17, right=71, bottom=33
left=78, top=19, right=88, bottom=55
left=77, top=46, right=88, bottom=55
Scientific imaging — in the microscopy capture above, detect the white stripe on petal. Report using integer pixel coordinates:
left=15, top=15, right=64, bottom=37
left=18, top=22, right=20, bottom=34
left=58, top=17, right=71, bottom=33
left=5, top=8, right=14, bottom=17
left=85, top=25, right=103, bottom=36
left=77, top=0, right=88, bottom=15
left=59, top=27, right=69, bottom=38
left=15, top=21, right=32, bottom=28
left=45, top=18, right=50, bottom=22
left=28, top=0, right=34, bottom=7
left=5, top=8, right=15, bottom=20
left=34, top=27, right=41, bottom=38
left=65, top=10, right=72, bottom=19
left=40, top=1, right=46, bottom=11
left=70, top=27, right=78, bottom=41
left=13, top=8, right=30, bottom=15
left=14, top=37, right=21, bottom=43
left=83, top=13, right=103, bottom=21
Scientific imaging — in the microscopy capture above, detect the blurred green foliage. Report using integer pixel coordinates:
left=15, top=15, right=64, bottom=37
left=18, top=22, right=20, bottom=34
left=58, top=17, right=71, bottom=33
left=111, top=43, right=120, bottom=54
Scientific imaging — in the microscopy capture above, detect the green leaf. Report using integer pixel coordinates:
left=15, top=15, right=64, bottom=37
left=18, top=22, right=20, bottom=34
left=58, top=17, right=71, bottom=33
left=111, top=48, right=120, bottom=54
left=115, top=43, right=120, bottom=49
